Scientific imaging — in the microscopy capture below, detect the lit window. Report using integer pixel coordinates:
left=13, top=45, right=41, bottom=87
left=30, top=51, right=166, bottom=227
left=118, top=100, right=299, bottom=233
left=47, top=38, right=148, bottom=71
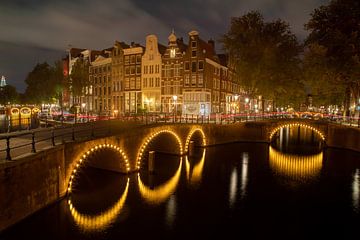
left=170, top=48, right=176, bottom=58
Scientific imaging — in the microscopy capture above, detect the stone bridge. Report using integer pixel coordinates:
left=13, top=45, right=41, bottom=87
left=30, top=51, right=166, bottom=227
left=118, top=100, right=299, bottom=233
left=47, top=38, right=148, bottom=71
left=1, top=118, right=360, bottom=232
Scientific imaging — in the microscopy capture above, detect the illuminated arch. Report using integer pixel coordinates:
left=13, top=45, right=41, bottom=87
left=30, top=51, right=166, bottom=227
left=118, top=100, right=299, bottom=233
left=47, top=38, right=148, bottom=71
left=20, top=107, right=31, bottom=116
left=184, top=128, right=207, bottom=153
left=67, top=143, right=130, bottom=193
left=185, top=149, right=206, bottom=187
left=10, top=107, right=19, bottom=115
left=137, top=158, right=182, bottom=204
left=68, top=178, right=129, bottom=232
left=136, top=129, right=183, bottom=170
left=269, top=146, right=323, bottom=180
left=269, top=123, right=325, bottom=141
left=32, top=107, right=41, bottom=114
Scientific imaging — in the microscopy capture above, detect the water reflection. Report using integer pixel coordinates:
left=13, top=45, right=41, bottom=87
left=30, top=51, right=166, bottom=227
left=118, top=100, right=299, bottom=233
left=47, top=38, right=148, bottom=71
left=269, top=146, right=323, bottom=181
left=165, top=195, right=177, bottom=228
left=185, top=149, right=206, bottom=188
left=240, top=152, right=249, bottom=198
left=353, top=169, right=360, bottom=212
left=68, top=178, right=129, bottom=232
left=137, top=158, right=182, bottom=205
left=229, top=168, right=238, bottom=208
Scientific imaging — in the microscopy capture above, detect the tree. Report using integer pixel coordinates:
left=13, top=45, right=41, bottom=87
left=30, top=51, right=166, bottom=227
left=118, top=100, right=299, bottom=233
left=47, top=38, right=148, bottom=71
left=0, top=85, right=19, bottom=105
left=70, top=57, right=90, bottom=101
left=305, top=0, right=360, bottom=115
left=302, top=43, right=346, bottom=107
left=221, top=11, right=303, bottom=110
left=24, top=62, right=53, bottom=104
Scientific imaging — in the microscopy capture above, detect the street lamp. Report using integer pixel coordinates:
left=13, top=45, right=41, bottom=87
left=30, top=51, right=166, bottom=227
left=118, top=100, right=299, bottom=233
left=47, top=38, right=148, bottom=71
left=81, top=103, right=86, bottom=122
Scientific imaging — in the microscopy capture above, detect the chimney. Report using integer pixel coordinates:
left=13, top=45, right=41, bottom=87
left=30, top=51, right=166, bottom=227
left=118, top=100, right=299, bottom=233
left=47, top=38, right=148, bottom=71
left=208, top=39, right=215, bottom=50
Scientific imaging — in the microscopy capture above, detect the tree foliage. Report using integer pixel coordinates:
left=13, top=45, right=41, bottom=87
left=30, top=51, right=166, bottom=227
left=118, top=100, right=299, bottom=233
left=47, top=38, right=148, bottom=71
left=305, top=0, right=360, bottom=112
left=0, top=85, right=19, bottom=105
left=24, top=61, right=65, bottom=104
left=221, top=11, right=303, bottom=109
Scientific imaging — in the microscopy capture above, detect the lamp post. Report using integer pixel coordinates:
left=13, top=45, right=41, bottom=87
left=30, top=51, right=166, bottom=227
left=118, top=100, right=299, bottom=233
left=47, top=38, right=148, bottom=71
left=81, top=103, right=86, bottom=122
left=245, top=97, right=249, bottom=120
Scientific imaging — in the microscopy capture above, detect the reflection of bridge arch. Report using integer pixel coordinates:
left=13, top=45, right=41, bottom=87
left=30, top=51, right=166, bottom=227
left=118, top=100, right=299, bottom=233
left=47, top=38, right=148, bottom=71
left=68, top=178, right=129, bottom=232
left=137, top=158, right=183, bottom=204
left=67, top=144, right=130, bottom=193
left=269, top=123, right=325, bottom=141
left=269, top=146, right=323, bottom=180
left=136, top=129, right=183, bottom=170
left=185, top=149, right=206, bottom=187
left=184, top=128, right=207, bottom=153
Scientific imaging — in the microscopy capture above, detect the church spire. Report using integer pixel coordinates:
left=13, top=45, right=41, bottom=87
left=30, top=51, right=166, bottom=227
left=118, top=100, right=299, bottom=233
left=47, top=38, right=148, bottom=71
left=0, top=76, right=6, bottom=87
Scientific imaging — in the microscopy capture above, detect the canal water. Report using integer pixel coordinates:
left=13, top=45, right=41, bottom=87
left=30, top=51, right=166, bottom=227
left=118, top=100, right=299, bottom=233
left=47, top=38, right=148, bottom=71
left=1, top=126, right=360, bottom=239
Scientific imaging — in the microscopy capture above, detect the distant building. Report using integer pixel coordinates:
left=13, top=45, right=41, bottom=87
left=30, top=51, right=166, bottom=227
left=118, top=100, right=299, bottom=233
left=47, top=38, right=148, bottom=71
left=0, top=76, right=7, bottom=87
left=142, top=35, right=165, bottom=113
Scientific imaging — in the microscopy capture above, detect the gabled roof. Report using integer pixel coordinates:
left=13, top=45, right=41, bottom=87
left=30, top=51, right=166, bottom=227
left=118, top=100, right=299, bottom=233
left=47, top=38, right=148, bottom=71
left=176, top=38, right=188, bottom=52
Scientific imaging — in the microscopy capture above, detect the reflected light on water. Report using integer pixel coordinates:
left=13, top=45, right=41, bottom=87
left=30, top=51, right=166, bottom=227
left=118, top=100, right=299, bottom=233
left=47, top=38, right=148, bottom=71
left=68, top=178, right=129, bottom=232
left=353, top=169, right=359, bottom=212
left=165, top=195, right=177, bottom=228
left=229, top=168, right=238, bottom=208
left=240, top=152, right=249, bottom=198
left=185, top=149, right=206, bottom=187
left=269, top=146, right=323, bottom=180
left=137, top=159, right=182, bottom=204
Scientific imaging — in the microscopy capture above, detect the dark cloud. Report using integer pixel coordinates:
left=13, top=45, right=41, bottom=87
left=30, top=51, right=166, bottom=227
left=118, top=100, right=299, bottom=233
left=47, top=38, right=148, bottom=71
left=0, top=0, right=329, bottom=92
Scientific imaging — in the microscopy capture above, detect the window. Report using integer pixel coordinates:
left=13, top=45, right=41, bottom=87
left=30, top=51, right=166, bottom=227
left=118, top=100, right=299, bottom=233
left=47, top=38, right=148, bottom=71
left=191, top=75, right=196, bottom=85
left=125, top=78, right=130, bottom=89
left=155, top=64, right=159, bottom=73
left=130, top=78, right=135, bottom=89
left=184, top=75, right=190, bottom=85
left=174, top=64, right=180, bottom=77
left=130, top=55, right=135, bottom=64
left=136, top=65, right=141, bottom=74
left=191, top=41, right=197, bottom=48
left=155, top=77, right=160, bottom=87
left=191, top=50, right=197, bottom=57
left=150, top=78, right=154, bottom=87
left=198, top=60, right=204, bottom=70
left=185, top=62, right=190, bottom=71
left=125, top=56, right=130, bottom=65
left=191, top=62, right=197, bottom=72
left=136, top=54, right=141, bottom=63
left=165, top=65, right=171, bottom=78
left=198, top=74, right=203, bottom=85
left=125, top=66, right=130, bottom=75
left=143, top=78, right=147, bottom=88
left=136, top=77, right=141, bottom=89
left=130, top=66, right=135, bottom=75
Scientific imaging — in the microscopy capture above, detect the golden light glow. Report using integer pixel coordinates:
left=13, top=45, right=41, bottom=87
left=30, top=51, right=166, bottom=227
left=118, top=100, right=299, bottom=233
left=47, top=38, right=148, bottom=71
left=185, top=149, right=206, bottom=187
left=269, top=123, right=325, bottom=141
left=269, top=146, right=323, bottom=180
left=137, top=159, right=182, bottom=204
left=67, top=144, right=130, bottom=193
left=68, top=178, right=129, bottom=232
left=184, top=128, right=207, bottom=153
left=136, top=130, right=183, bottom=169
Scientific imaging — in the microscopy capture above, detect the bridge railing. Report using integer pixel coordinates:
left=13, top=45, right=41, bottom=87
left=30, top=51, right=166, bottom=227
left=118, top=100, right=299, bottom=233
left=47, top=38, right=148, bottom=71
left=1, top=112, right=359, bottom=161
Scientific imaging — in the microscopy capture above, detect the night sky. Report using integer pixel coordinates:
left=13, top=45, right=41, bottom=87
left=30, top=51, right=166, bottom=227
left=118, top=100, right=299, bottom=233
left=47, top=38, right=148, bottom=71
left=0, top=0, right=329, bottom=92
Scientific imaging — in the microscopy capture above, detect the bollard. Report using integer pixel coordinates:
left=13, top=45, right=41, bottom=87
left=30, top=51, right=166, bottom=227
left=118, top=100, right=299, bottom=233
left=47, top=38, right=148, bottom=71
left=148, top=151, right=155, bottom=173
left=51, top=130, right=55, bottom=146
left=31, top=132, right=36, bottom=153
left=189, top=141, right=195, bottom=157
left=6, top=137, right=11, bottom=161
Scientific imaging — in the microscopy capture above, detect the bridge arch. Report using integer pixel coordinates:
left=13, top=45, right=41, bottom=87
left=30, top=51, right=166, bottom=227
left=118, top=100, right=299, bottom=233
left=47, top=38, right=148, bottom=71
left=137, top=158, right=182, bottom=204
left=67, top=143, right=130, bottom=194
left=184, top=128, right=207, bottom=153
left=269, top=122, right=326, bottom=142
left=136, top=129, right=183, bottom=170
left=67, top=178, right=129, bottom=232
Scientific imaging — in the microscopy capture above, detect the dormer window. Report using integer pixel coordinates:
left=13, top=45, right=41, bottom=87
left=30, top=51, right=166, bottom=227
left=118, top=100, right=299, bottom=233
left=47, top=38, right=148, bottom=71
left=170, top=48, right=176, bottom=58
